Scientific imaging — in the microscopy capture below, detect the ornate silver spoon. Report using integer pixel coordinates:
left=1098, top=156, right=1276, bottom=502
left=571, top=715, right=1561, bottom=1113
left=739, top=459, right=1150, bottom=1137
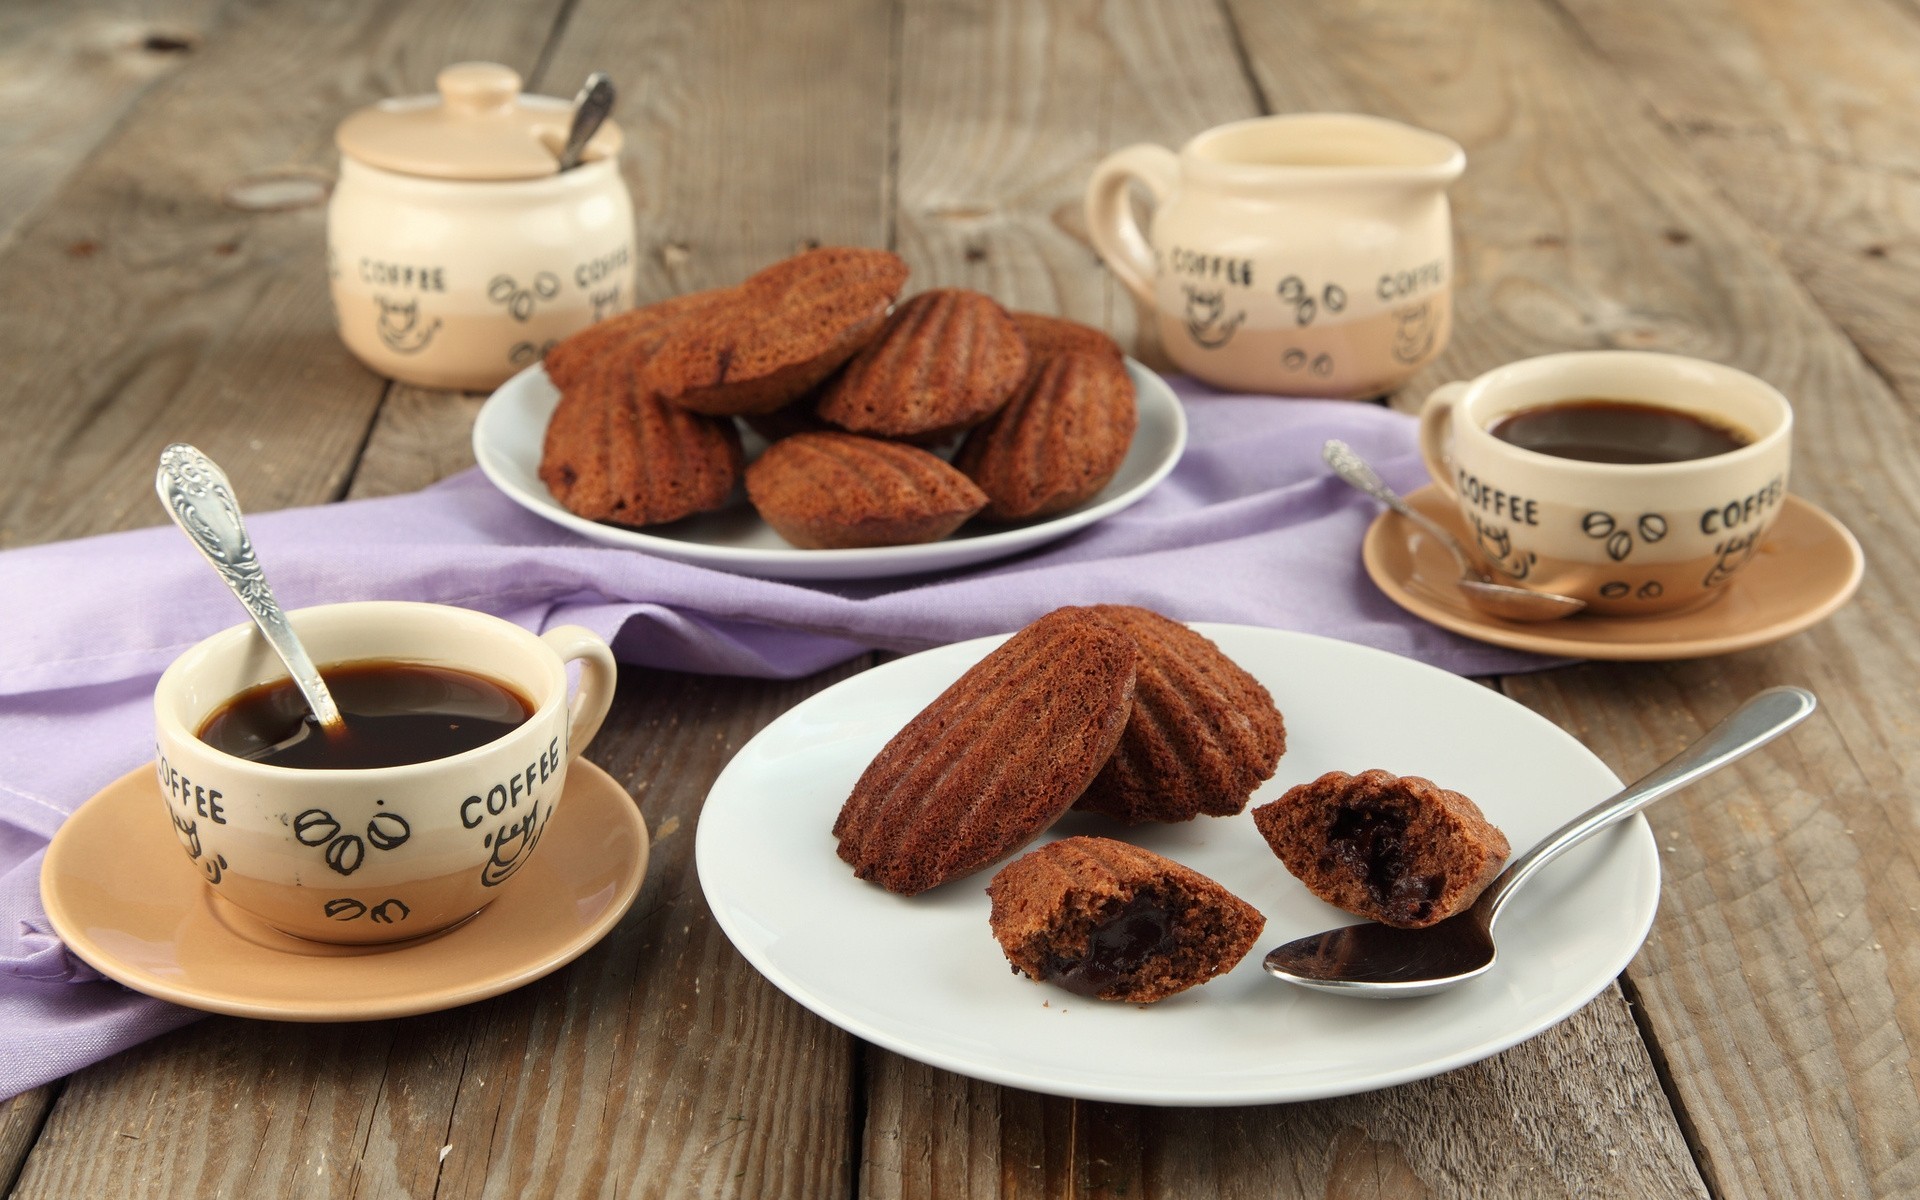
left=155, top=443, right=344, bottom=731
left=1323, top=439, right=1586, bottom=622
left=1262, top=685, right=1816, bottom=997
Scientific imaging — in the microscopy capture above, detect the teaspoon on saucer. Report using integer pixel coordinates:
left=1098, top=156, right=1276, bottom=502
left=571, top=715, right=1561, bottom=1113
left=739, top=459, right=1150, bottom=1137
left=1323, top=440, right=1586, bottom=623
left=155, top=443, right=345, bottom=731
left=1262, top=685, right=1816, bottom=998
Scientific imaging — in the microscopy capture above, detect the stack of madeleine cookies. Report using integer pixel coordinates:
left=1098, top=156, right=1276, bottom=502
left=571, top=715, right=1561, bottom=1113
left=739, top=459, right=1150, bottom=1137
left=537, top=247, right=1138, bottom=549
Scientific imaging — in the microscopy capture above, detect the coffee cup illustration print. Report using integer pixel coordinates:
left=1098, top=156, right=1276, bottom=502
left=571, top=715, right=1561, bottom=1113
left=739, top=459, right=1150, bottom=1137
left=375, top=296, right=441, bottom=354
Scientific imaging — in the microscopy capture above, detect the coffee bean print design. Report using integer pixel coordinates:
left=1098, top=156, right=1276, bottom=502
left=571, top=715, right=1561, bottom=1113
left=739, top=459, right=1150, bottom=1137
left=1598, top=580, right=1666, bottom=601
left=1582, top=510, right=1669, bottom=562
left=488, top=272, right=561, bottom=321
left=1281, top=348, right=1336, bottom=378
left=294, top=804, right=411, bottom=877
left=510, top=338, right=560, bottom=367
left=323, top=897, right=412, bottom=924
left=1275, top=276, right=1347, bottom=327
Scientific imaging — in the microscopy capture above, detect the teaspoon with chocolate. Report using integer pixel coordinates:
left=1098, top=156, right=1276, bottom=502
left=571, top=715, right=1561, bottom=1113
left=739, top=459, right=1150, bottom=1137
left=1263, top=686, right=1815, bottom=997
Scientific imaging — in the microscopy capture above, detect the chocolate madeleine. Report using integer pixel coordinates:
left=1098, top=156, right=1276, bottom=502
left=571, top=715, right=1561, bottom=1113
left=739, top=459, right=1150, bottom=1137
left=538, top=352, right=624, bottom=518
left=644, top=246, right=909, bottom=416
left=816, top=288, right=1029, bottom=441
left=1252, top=769, right=1511, bottom=929
left=745, top=431, right=985, bottom=549
left=986, top=836, right=1265, bottom=1003
left=954, top=351, right=1137, bottom=520
left=1009, top=311, right=1124, bottom=364
left=1074, top=606, right=1286, bottom=824
left=833, top=608, right=1139, bottom=895
left=543, top=288, right=729, bottom=392
left=540, top=355, right=743, bottom=526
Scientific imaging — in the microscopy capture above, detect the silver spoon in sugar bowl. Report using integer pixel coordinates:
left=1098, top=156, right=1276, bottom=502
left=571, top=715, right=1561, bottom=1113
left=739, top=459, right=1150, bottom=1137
left=1262, top=685, right=1816, bottom=998
left=1323, top=439, right=1586, bottom=622
left=555, top=72, right=615, bottom=172
left=155, top=443, right=345, bottom=732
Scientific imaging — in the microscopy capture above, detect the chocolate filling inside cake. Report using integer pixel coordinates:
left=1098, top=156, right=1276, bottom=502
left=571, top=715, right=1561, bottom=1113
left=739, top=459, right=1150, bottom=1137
left=1037, top=889, right=1180, bottom=998
left=1253, top=769, right=1510, bottom=930
left=1323, top=800, right=1445, bottom=926
left=987, top=836, right=1264, bottom=1003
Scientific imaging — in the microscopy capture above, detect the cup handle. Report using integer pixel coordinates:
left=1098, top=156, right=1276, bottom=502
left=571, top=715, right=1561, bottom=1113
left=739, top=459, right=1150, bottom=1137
left=1084, top=144, right=1179, bottom=305
left=540, top=625, right=617, bottom=758
left=1417, top=381, right=1471, bottom=503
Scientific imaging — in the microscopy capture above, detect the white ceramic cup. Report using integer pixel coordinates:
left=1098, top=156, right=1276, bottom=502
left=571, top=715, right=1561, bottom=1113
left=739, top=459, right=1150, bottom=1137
left=1418, top=352, right=1793, bottom=616
left=153, top=602, right=617, bottom=944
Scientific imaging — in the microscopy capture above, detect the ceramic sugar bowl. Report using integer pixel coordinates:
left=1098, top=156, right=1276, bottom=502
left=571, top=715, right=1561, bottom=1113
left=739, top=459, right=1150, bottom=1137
left=1085, top=113, right=1464, bottom=399
left=329, top=63, right=636, bottom=391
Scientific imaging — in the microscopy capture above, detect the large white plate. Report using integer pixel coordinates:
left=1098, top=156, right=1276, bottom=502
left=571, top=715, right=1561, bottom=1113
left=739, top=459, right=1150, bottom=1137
left=696, top=625, right=1661, bottom=1105
left=471, top=360, right=1186, bottom=581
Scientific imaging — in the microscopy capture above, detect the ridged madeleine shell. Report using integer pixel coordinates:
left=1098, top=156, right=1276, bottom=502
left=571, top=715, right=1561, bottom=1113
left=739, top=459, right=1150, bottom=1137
left=542, top=288, right=730, bottom=392
left=1073, top=605, right=1286, bottom=824
left=833, top=609, right=1139, bottom=895
left=539, top=354, right=744, bottom=526
left=643, top=247, right=909, bottom=416
left=745, top=431, right=985, bottom=548
left=816, top=288, right=1029, bottom=440
left=1008, top=311, right=1124, bottom=365
left=954, top=352, right=1137, bottom=520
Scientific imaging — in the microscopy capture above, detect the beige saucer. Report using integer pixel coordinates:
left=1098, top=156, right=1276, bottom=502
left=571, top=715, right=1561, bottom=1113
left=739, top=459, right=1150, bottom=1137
left=41, top=760, right=648, bottom=1021
left=1362, top=486, right=1864, bottom=660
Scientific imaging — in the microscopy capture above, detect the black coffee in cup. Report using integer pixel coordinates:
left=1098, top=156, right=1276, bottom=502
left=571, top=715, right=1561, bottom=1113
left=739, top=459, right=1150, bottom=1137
left=197, top=660, right=533, bottom=770
left=1488, top=399, right=1749, bottom=465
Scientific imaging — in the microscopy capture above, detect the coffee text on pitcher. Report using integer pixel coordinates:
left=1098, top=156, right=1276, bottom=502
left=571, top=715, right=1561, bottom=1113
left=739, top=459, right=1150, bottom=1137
left=1168, top=246, right=1254, bottom=287
left=1455, top=468, right=1541, bottom=526
left=459, top=737, right=563, bottom=829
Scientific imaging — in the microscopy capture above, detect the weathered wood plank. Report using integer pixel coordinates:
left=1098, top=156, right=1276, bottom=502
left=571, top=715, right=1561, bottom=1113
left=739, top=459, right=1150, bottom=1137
left=423, top=665, right=868, bottom=1200
left=0, top=0, right=226, bottom=251
left=862, top=2, right=1708, bottom=1198
left=859, top=984, right=1701, bottom=1200
left=343, top=386, right=483, bottom=500
left=1225, top=0, right=1920, bottom=1195
left=1550, top=0, right=1920, bottom=409
left=0, top=0, right=565, bottom=550
left=0, top=1087, right=56, bottom=1195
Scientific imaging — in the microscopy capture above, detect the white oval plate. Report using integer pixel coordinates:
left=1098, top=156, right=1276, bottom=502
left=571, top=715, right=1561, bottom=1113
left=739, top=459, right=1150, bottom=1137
left=471, top=360, right=1186, bottom=581
left=695, top=625, right=1660, bottom=1106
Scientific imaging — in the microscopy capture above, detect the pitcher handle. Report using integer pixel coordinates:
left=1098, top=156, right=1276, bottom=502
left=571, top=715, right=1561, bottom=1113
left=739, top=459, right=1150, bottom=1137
left=540, top=625, right=617, bottom=759
left=1084, top=144, right=1179, bottom=305
left=1417, top=381, right=1471, bottom=503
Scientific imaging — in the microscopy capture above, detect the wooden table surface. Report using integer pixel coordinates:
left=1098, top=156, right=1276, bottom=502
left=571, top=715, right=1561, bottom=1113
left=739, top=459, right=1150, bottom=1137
left=3, top=0, right=1916, bottom=1195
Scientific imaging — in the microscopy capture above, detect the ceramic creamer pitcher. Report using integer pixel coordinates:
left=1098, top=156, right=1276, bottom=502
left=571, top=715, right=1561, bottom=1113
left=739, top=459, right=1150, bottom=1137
left=1085, top=113, right=1464, bottom=399
left=329, top=63, right=636, bottom=391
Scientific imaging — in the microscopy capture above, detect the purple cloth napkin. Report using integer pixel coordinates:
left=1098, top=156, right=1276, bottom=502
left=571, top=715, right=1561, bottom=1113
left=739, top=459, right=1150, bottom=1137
left=0, top=378, right=1558, bottom=1099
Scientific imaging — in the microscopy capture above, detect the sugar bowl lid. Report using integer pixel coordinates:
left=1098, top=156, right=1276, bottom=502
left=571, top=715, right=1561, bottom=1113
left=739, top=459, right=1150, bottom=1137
left=335, top=62, right=622, bottom=181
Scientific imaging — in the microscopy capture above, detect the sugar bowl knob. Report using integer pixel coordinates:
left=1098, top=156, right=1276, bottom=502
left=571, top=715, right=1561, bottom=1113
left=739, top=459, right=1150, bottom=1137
left=436, top=62, right=522, bottom=114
